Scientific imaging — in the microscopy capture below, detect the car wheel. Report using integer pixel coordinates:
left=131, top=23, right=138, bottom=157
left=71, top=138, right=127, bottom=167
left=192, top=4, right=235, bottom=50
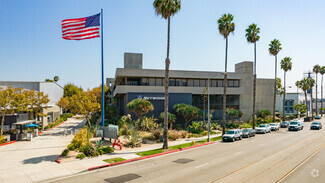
left=232, top=138, right=235, bottom=142
left=264, top=131, right=266, bottom=134
left=239, top=136, right=242, bottom=140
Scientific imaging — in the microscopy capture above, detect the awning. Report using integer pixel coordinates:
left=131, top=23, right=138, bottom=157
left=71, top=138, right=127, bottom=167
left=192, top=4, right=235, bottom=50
left=13, top=120, right=36, bottom=125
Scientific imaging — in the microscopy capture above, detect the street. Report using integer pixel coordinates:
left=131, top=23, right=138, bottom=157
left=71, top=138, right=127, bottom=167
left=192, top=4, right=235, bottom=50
left=49, top=120, right=325, bottom=183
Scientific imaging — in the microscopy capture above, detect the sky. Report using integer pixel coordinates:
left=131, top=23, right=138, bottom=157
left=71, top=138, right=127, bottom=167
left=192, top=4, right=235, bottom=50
left=1, top=0, right=325, bottom=93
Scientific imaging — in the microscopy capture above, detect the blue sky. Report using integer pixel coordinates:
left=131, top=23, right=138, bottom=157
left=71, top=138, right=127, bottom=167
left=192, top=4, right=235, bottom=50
left=1, top=0, right=325, bottom=92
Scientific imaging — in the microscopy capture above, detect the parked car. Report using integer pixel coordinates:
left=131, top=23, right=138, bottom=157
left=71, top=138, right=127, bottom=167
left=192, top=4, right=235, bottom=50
left=310, top=122, right=322, bottom=130
left=222, top=129, right=242, bottom=142
left=270, top=123, right=280, bottom=131
left=280, top=121, right=289, bottom=128
left=242, top=129, right=256, bottom=138
left=315, top=115, right=321, bottom=119
left=256, top=124, right=271, bottom=134
left=288, top=121, right=303, bottom=131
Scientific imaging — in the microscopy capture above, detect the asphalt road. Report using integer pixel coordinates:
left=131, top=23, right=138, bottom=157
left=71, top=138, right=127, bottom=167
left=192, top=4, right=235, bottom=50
left=50, top=120, right=325, bottom=183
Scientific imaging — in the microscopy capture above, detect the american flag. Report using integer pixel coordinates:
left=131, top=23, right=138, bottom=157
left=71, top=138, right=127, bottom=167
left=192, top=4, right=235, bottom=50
left=61, top=13, right=100, bottom=40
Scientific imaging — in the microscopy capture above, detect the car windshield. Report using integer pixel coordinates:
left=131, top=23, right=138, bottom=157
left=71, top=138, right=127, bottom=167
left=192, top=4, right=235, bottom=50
left=270, top=124, right=275, bottom=126
left=242, top=129, right=249, bottom=132
left=281, top=122, right=287, bottom=124
left=312, top=122, right=319, bottom=125
left=290, top=122, right=298, bottom=125
left=226, top=131, right=235, bottom=134
left=259, top=124, right=266, bottom=127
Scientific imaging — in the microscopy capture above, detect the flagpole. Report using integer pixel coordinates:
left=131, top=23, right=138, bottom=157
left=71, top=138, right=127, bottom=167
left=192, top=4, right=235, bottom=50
left=101, top=9, right=105, bottom=127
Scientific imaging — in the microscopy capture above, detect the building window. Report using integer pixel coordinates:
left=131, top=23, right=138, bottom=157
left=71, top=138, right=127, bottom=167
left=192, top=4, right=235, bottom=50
left=181, top=79, right=188, bottom=86
left=211, top=80, right=217, bottom=87
left=194, top=80, right=200, bottom=87
left=169, top=79, right=175, bottom=86
left=149, top=78, right=155, bottom=86
left=217, top=80, right=224, bottom=87
left=156, top=78, right=163, bottom=86
left=175, top=79, right=181, bottom=86
left=200, top=80, right=206, bottom=87
left=127, top=78, right=140, bottom=85
left=188, top=79, right=194, bottom=87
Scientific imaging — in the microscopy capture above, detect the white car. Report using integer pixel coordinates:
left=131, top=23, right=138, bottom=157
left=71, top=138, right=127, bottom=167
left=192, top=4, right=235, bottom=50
left=256, top=124, right=271, bottom=134
left=270, top=123, right=280, bottom=131
left=222, top=129, right=242, bottom=142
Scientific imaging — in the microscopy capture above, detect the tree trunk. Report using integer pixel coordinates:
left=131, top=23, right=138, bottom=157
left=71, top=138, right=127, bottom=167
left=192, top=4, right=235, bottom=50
left=311, top=86, right=314, bottom=120
left=283, top=71, right=286, bottom=121
left=252, top=42, right=257, bottom=129
left=273, top=55, right=277, bottom=122
left=305, top=91, right=308, bottom=117
left=222, top=37, right=228, bottom=135
left=321, top=74, right=324, bottom=117
left=316, top=74, right=318, bottom=116
left=170, top=122, right=173, bottom=130
left=163, top=17, right=170, bottom=149
left=1, top=111, right=5, bottom=136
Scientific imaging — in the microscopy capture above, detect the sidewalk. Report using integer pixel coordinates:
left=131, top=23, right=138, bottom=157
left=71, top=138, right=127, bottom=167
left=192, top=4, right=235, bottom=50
left=0, top=117, right=85, bottom=183
left=56, top=134, right=221, bottom=175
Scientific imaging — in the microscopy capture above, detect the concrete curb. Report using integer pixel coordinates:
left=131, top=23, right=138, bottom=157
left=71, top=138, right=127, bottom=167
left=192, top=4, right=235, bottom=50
left=0, top=140, right=16, bottom=147
left=88, top=141, right=216, bottom=171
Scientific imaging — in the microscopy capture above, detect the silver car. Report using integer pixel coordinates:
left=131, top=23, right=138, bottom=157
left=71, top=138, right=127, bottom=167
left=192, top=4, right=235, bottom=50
left=256, top=124, right=271, bottom=134
left=222, top=129, right=242, bottom=142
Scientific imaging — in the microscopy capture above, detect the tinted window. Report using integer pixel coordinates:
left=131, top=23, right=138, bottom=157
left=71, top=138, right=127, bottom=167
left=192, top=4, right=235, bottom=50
left=226, top=131, right=235, bottom=134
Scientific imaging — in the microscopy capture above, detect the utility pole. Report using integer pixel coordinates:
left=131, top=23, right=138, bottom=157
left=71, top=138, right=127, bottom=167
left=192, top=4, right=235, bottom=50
left=207, top=78, right=211, bottom=142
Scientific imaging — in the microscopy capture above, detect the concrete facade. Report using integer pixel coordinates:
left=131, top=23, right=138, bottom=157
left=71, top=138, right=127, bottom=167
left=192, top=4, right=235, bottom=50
left=276, top=93, right=312, bottom=116
left=107, top=57, right=275, bottom=122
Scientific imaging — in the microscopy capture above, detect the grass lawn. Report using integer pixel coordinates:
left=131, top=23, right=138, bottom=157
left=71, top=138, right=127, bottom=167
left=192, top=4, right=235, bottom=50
left=103, top=157, right=126, bottom=164
left=136, top=136, right=222, bottom=157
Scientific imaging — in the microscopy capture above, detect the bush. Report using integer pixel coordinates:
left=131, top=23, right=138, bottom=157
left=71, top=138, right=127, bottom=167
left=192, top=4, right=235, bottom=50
left=239, top=123, right=252, bottom=129
left=210, top=123, right=221, bottom=131
left=76, top=153, right=86, bottom=159
left=81, top=144, right=97, bottom=157
left=180, top=130, right=188, bottom=138
left=151, top=129, right=162, bottom=140
left=0, top=135, right=7, bottom=144
left=139, top=131, right=153, bottom=140
left=135, top=116, right=159, bottom=132
left=168, top=130, right=181, bottom=140
left=174, top=124, right=183, bottom=130
left=187, top=122, right=205, bottom=134
left=61, top=148, right=69, bottom=156
left=256, top=110, right=271, bottom=118
left=225, top=123, right=239, bottom=129
left=67, top=128, right=89, bottom=151
left=124, top=128, right=141, bottom=148
left=97, top=146, right=113, bottom=155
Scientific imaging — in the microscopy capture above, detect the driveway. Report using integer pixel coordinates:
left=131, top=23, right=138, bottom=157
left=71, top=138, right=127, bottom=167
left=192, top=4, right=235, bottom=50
left=0, top=117, right=85, bottom=183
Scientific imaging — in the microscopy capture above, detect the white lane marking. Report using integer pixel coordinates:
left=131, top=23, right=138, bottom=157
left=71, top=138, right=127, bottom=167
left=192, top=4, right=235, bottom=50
left=195, top=163, right=209, bottom=169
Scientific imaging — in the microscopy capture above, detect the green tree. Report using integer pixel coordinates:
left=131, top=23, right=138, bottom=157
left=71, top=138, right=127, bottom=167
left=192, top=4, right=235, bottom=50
left=226, top=108, right=242, bottom=124
left=276, top=78, right=284, bottom=96
left=27, top=90, right=50, bottom=130
left=153, top=0, right=181, bottom=149
left=280, top=57, right=293, bottom=121
left=217, top=13, right=235, bottom=135
left=0, top=86, right=20, bottom=136
left=69, top=90, right=100, bottom=128
left=308, top=77, right=316, bottom=119
left=54, top=76, right=59, bottom=82
left=293, top=101, right=307, bottom=118
left=320, top=66, right=325, bottom=116
left=159, top=112, right=176, bottom=129
left=269, top=39, right=282, bottom=122
left=57, top=97, right=70, bottom=113
left=245, top=23, right=260, bottom=129
left=126, top=99, right=154, bottom=122
left=313, top=65, right=321, bottom=116
left=63, top=83, right=83, bottom=98
left=298, top=78, right=314, bottom=118
left=174, top=104, right=202, bottom=127
left=45, top=79, right=54, bottom=82
left=295, top=80, right=300, bottom=93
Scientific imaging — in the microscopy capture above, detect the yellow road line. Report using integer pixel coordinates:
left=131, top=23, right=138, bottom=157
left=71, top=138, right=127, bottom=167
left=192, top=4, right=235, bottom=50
left=276, top=143, right=325, bottom=183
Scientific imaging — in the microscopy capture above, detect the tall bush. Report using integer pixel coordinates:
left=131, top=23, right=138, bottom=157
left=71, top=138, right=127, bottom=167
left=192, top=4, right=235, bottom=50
left=127, top=99, right=154, bottom=122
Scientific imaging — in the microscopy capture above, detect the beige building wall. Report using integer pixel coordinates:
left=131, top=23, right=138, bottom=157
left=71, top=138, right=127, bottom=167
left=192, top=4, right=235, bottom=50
left=40, top=106, right=60, bottom=129
left=256, top=79, right=275, bottom=113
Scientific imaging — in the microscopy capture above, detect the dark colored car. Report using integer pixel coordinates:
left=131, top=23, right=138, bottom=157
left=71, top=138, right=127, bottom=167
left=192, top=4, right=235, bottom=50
left=280, top=121, right=289, bottom=128
left=242, top=129, right=256, bottom=138
left=310, top=122, right=322, bottom=130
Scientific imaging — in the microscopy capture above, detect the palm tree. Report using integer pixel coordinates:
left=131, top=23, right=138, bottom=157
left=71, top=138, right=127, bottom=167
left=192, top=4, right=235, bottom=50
left=280, top=57, right=292, bottom=121
left=320, top=66, right=325, bottom=117
left=54, top=76, right=59, bottom=83
left=313, top=65, right=321, bottom=116
left=268, top=39, right=282, bottom=122
left=153, top=0, right=181, bottom=149
left=309, top=77, right=315, bottom=120
left=295, top=80, right=300, bottom=93
left=245, top=23, right=260, bottom=129
left=217, top=13, right=235, bottom=135
left=298, top=78, right=311, bottom=118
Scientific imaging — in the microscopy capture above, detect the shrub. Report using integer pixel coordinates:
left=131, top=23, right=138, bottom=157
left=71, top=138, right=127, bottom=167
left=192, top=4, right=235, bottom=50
left=61, top=148, right=69, bottom=156
left=68, top=128, right=89, bottom=151
left=187, top=122, right=205, bottom=134
left=124, top=128, right=141, bottom=148
left=180, top=130, right=188, bottom=138
left=151, top=129, right=162, bottom=140
left=139, top=131, right=153, bottom=140
left=135, top=116, right=159, bottom=132
left=0, top=135, right=7, bottom=144
left=256, top=110, right=271, bottom=118
left=76, top=153, right=86, bottom=159
left=159, top=112, right=176, bottom=129
left=168, top=130, right=181, bottom=140
left=81, top=144, right=97, bottom=157
left=239, top=123, right=252, bottom=129
left=225, top=123, right=239, bottom=129
left=102, top=146, right=114, bottom=154
left=174, top=124, right=183, bottom=130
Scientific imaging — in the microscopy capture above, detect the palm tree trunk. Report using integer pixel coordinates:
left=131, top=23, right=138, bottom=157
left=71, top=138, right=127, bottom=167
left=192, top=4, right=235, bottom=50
left=321, top=74, right=324, bottom=117
left=1, top=111, right=5, bottom=136
left=222, top=37, right=228, bottom=135
left=316, top=74, right=318, bottom=116
left=283, top=71, right=286, bottom=121
left=305, top=91, right=308, bottom=118
left=252, top=42, right=256, bottom=129
left=163, top=17, right=170, bottom=149
left=273, top=55, right=277, bottom=122
left=311, top=87, right=314, bottom=120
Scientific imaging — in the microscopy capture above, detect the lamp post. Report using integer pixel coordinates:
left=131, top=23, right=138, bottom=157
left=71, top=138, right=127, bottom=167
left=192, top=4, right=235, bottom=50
left=207, top=78, right=211, bottom=142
